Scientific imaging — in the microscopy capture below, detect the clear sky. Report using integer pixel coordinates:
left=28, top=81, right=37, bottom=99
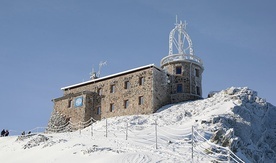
left=1, top=0, right=275, bottom=133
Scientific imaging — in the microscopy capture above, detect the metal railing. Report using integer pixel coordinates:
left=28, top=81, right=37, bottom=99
left=161, top=53, right=203, bottom=67
left=7, top=118, right=244, bottom=162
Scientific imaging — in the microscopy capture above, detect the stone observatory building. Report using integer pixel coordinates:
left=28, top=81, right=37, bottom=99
left=48, top=20, right=204, bottom=129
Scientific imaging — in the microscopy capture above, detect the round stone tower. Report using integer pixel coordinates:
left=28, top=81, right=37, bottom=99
left=161, top=20, right=204, bottom=103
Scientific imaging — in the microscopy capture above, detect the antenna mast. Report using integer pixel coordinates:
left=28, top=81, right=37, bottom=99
left=89, top=61, right=107, bottom=80
left=90, top=67, right=97, bottom=80
left=169, top=18, right=193, bottom=56
left=97, top=61, right=107, bottom=78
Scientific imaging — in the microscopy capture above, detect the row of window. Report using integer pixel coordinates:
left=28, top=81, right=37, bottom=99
left=95, top=96, right=144, bottom=115
left=176, top=84, right=201, bottom=95
left=175, top=66, right=200, bottom=77
left=97, top=77, right=145, bottom=95
left=68, top=95, right=144, bottom=114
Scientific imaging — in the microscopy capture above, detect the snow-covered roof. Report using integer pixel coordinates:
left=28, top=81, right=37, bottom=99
left=61, top=64, right=162, bottom=90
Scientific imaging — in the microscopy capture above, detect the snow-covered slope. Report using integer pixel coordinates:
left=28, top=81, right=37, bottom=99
left=0, top=87, right=275, bottom=162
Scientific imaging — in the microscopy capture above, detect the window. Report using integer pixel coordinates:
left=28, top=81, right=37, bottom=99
left=176, top=66, right=182, bottom=74
left=177, top=84, right=183, bottom=93
left=196, top=86, right=201, bottom=95
left=195, top=69, right=200, bottom=77
left=110, top=85, right=115, bottom=93
left=110, top=103, right=115, bottom=112
left=97, top=88, right=102, bottom=95
left=124, top=100, right=129, bottom=109
left=67, top=99, right=72, bottom=108
left=138, top=96, right=144, bottom=105
left=96, top=106, right=101, bottom=115
left=124, top=81, right=130, bottom=89
left=139, top=77, right=145, bottom=86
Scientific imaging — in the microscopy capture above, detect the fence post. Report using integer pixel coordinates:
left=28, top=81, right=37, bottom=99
left=126, top=121, right=128, bottom=140
left=105, top=118, right=107, bottom=138
left=228, top=148, right=230, bottom=163
left=155, top=119, right=157, bottom=149
left=79, top=122, right=81, bottom=135
left=192, top=125, right=194, bottom=162
left=91, top=122, right=93, bottom=137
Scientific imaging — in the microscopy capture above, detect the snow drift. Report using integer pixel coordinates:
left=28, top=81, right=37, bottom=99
left=0, top=87, right=275, bottom=162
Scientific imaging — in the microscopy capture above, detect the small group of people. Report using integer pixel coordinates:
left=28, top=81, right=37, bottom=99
left=21, top=131, right=31, bottom=135
left=1, top=129, right=9, bottom=137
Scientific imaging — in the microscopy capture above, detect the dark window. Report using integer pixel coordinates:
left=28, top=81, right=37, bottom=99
left=68, top=100, right=72, bottom=108
left=195, top=69, right=200, bottom=77
left=176, top=66, right=182, bottom=74
left=177, top=84, right=183, bottom=93
left=97, top=88, right=102, bottom=95
left=138, top=96, right=144, bottom=105
left=196, top=86, right=201, bottom=95
left=110, top=103, right=115, bottom=112
left=97, top=106, right=101, bottom=115
left=110, top=85, right=115, bottom=93
left=124, top=100, right=129, bottom=109
left=124, top=81, right=130, bottom=89
left=139, top=77, right=145, bottom=85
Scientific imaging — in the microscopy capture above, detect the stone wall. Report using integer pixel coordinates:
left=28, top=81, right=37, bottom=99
left=94, top=68, right=154, bottom=118
left=50, top=63, right=203, bottom=128
left=52, top=91, right=93, bottom=124
left=46, top=110, right=71, bottom=132
left=152, top=68, right=171, bottom=112
left=161, top=60, right=203, bottom=103
left=52, top=66, right=159, bottom=124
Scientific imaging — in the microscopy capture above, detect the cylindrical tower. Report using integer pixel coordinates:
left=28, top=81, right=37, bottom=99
left=161, top=20, right=204, bottom=103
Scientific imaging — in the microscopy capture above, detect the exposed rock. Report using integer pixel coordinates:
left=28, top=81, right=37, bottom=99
left=210, top=128, right=226, bottom=144
left=16, top=134, right=37, bottom=141
left=23, top=134, right=49, bottom=149
left=226, top=87, right=238, bottom=95
left=210, top=87, right=276, bottom=162
left=46, top=111, right=71, bottom=133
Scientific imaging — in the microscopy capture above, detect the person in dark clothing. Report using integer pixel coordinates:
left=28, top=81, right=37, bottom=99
left=22, top=131, right=25, bottom=135
left=4, top=130, right=9, bottom=136
left=1, top=129, right=5, bottom=137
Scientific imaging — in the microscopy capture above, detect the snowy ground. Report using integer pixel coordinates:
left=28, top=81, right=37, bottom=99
left=0, top=87, right=275, bottom=162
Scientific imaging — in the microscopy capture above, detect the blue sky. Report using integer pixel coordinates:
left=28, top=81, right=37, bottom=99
left=1, top=0, right=275, bottom=133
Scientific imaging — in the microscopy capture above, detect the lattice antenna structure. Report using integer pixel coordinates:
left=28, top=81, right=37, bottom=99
left=89, top=61, right=107, bottom=80
left=169, top=19, right=193, bottom=56
left=97, top=61, right=107, bottom=78
left=89, top=67, right=97, bottom=80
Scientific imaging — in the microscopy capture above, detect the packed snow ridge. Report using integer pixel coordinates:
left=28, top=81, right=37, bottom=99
left=0, top=87, right=275, bottom=163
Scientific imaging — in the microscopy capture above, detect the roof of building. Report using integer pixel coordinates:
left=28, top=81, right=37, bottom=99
left=61, top=64, right=162, bottom=91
